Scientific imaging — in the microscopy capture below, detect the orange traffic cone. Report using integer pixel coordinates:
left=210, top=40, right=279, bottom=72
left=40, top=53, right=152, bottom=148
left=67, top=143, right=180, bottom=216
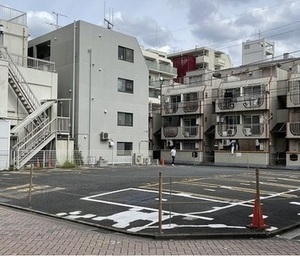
left=247, top=195, right=268, bottom=230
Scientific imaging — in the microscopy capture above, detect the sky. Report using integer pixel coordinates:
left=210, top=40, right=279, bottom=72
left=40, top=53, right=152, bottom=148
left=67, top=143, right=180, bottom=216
left=2, top=0, right=300, bottom=66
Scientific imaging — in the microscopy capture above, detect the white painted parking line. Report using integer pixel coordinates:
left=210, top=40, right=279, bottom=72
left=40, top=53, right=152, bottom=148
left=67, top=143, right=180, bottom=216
left=81, top=188, right=214, bottom=221
left=290, top=202, right=300, bottom=206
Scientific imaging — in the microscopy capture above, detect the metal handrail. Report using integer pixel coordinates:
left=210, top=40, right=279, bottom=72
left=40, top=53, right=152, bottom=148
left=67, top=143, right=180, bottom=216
left=1, top=47, right=40, bottom=111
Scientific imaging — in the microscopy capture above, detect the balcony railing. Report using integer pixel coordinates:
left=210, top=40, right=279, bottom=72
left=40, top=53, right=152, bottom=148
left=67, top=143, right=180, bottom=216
left=0, top=5, right=27, bottom=25
left=287, top=122, right=300, bottom=136
left=287, top=90, right=300, bottom=107
left=9, top=53, right=56, bottom=72
left=215, top=123, right=267, bottom=139
left=216, top=95, right=265, bottom=112
left=162, top=126, right=201, bottom=140
left=164, top=101, right=200, bottom=115
left=145, top=60, right=177, bottom=75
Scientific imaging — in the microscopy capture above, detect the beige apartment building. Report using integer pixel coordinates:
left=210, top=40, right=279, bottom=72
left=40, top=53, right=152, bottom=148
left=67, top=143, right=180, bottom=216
left=162, top=44, right=300, bottom=168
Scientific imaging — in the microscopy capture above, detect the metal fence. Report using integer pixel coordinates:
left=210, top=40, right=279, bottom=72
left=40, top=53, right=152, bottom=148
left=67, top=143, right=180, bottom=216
left=2, top=149, right=290, bottom=171
left=5, top=149, right=159, bottom=170
left=0, top=5, right=27, bottom=26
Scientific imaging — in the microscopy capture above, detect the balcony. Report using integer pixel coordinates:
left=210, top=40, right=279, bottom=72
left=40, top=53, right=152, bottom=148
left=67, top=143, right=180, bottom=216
left=214, top=58, right=225, bottom=66
left=162, top=126, right=202, bottom=140
left=163, top=101, right=201, bottom=116
left=215, top=123, right=268, bottom=139
left=287, top=122, right=300, bottom=138
left=145, top=60, right=177, bottom=76
left=216, top=95, right=267, bottom=113
left=287, top=90, right=300, bottom=108
left=196, top=55, right=209, bottom=65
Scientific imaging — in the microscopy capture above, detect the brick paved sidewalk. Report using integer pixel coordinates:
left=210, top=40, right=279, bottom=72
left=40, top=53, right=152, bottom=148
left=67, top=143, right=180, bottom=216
left=0, top=205, right=300, bottom=255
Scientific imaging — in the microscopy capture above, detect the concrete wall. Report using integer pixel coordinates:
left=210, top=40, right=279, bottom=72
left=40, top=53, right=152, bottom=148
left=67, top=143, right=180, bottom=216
left=56, top=139, right=74, bottom=166
left=215, top=151, right=269, bottom=167
left=0, top=60, right=8, bottom=118
left=0, top=20, right=28, bottom=57
left=29, top=21, right=149, bottom=164
left=0, top=120, right=10, bottom=170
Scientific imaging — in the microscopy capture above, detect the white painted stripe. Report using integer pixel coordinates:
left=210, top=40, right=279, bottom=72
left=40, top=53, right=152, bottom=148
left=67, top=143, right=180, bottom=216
left=203, top=188, right=216, bottom=192
left=81, top=188, right=214, bottom=221
left=290, top=201, right=300, bottom=206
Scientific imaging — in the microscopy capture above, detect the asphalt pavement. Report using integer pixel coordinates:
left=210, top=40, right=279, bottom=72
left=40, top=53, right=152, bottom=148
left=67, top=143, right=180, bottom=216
left=1, top=165, right=300, bottom=243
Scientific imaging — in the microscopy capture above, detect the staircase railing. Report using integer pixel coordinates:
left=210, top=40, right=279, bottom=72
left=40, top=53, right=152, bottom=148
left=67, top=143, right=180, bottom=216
left=13, top=117, right=57, bottom=169
left=0, top=47, right=40, bottom=113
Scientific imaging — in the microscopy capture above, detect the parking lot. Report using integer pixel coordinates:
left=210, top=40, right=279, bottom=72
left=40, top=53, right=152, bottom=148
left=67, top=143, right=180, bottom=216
left=0, top=165, right=300, bottom=237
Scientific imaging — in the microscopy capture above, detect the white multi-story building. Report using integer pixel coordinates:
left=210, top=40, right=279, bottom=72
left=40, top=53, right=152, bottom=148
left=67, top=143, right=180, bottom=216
left=0, top=5, right=68, bottom=170
left=29, top=20, right=149, bottom=165
left=242, top=38, right=275, bottom=65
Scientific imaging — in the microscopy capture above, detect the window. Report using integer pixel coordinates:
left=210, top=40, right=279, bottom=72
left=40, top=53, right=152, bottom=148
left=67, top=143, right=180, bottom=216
left=117, top=142, right=132, bottom=156
left=244, top=115, right=261, bottom=135
left=291, top=80, right=300, bottom=105
left=244, top=84, right=264, bottom=107
left=118, top=78, right=134, bottom=93
left=118, top=112, right=133, bottom=126
left=244, top=44, right=250, bottom=50
left=182, top=141, right=197, bottom=150
left=183, top=92, right=198, bottom=102
left=118, top=46, right=134, bottom=63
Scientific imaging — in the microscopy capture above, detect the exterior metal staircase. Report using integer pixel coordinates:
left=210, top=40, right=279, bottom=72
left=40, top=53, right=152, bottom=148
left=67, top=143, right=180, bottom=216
left=1, top=47, right=40, bottom=114
left=0, top=47, right=57, bottom=169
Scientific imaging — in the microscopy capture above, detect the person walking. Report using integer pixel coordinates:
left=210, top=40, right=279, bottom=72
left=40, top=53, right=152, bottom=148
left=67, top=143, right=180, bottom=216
left=170, top=147, right=176, bottom=166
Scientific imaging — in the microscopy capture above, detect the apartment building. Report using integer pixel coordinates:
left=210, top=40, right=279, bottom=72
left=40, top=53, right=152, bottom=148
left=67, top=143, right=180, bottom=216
left=213, top=57, right=300, bottom=168
left=29, top=21, right=149, bottom=165
left=168, top=46, right=232, bottom=83
left=159, top=47, right=232, bottom=163
left=142, top=49, right=177, bottom=157
left=0, top=5, right=68, bottom=170
left=242, top=38, right=275, bottom=65
left=161, top=41, right=300, bottom=168
left=286, top=59, right=300, bottom=167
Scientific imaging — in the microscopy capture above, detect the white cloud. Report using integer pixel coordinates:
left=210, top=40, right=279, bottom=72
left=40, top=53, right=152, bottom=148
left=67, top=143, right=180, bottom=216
left=27, top=11, right=55, bottom=39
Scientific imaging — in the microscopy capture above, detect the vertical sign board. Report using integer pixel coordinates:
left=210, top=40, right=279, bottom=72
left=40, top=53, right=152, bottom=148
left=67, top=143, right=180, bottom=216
left=0, top=120, right=10, bottom=170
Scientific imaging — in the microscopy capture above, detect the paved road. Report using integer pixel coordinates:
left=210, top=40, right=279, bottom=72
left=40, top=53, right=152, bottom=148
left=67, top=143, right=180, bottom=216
left=1, top=165, right=300, bottom=238
left=1, top=205, right=300, bottom=255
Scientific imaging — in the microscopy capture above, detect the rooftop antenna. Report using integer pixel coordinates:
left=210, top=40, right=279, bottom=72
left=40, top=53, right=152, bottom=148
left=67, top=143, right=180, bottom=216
left=103, top=1, right=114, bottom=30
left=52, top=11, right=67, bottom=29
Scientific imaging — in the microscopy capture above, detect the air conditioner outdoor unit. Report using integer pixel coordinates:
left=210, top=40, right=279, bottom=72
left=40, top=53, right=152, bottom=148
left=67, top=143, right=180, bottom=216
left=143, top=157, right=151, bottom=165
left=222, top=131, right=227, bottom=137
left=100, top=132, right=109, bottom=141
left=227, top=129, right=235, bottom=136
left=164, top=97, right=170, bottom=103
left=135, top=154, right=143, bottom=165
